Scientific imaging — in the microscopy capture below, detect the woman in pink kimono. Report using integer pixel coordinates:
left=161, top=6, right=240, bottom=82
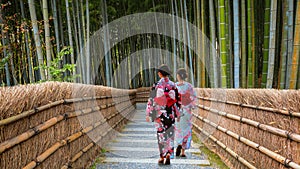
left=146, top=64, right=181, bottom=165
left=175, top=68, right=196, bottom=157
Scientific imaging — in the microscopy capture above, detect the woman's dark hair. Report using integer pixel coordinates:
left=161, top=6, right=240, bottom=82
left=176, top=68, right=188, bottom=80
left=158, top=64, right=171, bottom=77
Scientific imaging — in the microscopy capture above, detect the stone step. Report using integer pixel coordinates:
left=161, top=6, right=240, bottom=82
left=104, top=157, right=210, bottom=166
left=94, top=105, right=212, bottom=169
left=97, top=163, right=213, bottom=169
left=114, top=138, right=157, bottom=143
left=118, top=133, right=156, bottom=137
left=122, top=127, right=156, bottom=132
left=107, top=146, right=201, bottom=154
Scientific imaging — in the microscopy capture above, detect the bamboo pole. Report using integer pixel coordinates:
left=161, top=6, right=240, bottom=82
left=0, top=115, right=64, bottom=154
left=289, top=0, right=300, bottom=89
left=197, top=96, right=300, bottom=118
left=193, top=125, right=257, bottom=169
left=62, top=106, right=135, bottom=168
left=23, top=103, right=135, bottom=169
left=0, top=100, right=64, bottom=127
left=196, top=104, right=300, bottom=142
left=1, top=98, right=135, bottom=155
left=0, top=93, right=136, bottom=127
left=193, top=114, right=300, bottom=168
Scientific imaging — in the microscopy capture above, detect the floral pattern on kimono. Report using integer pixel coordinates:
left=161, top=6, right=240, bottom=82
left=175, top=82, right=196, bottom=150
left=146, top=77, right=181, bottom=158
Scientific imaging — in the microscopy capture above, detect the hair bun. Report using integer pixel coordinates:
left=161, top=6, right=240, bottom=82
left=176, top=68, right=188, bottom=80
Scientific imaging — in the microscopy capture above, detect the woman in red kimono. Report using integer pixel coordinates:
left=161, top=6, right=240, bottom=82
left=146, top=64, right=181, bottom=165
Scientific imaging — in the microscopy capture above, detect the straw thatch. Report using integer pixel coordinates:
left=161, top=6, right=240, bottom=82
left=3, top=83, right=298, bottom=169
left=193, top=88, right=300, bottom=169
left=0, top=82, right=138, bottom=169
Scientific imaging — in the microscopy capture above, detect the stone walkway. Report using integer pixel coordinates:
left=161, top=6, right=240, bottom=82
left=96, top=104, right=214, bottom=169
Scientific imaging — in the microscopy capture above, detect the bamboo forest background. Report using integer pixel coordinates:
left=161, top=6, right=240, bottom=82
left=0, top=0, right=300, bottom=89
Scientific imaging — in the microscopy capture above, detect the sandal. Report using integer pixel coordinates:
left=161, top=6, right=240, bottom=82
left=165, top=153, right=171, bottom=165
left=158, top=158, right=164, bottom=164
left=176, top=145, right=182, bottom=157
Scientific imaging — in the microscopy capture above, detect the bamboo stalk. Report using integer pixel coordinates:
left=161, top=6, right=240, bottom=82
left=193, top=114, right=300, bottom=168
left=290, top=0, right=300, bottom=89
left=61, top=142, right=95, bottom=168
left=196, top=104, right=300, bottom=143
left=193, top=125, right=257, bottom=169
left=71, top=151, right=83, bottom=163
left=23, top=161, right=36, bottom=169
left=37, top=141, right=67, bottom=163
left=66, top=132, right=82, bottom=143
left=197, top=96, right=300, bottom=118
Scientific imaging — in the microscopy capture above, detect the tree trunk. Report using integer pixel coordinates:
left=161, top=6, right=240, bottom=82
left=20, top=0, right=34, bottom=83
left=43, top=0, right=52, bottom=79
left=171, top=0, right=177, bottom=79
left=261, top=0, right=271, bottom=88
left=71, top=0, right=80, bottom=82
left=201, top=0, right=207, bottom=88
left=179, top=0, right=187, bottom=69
left=290, top=0, right=300, bottom=89
left=183, top=0, right=194, bottom=86
left=57, top=1, right=64, bottom=47
left=1, top=27, right=11, bottom=86
left=241, top=0, right=247, bottom=88
left=81, top=0, right=86, bottom=46
left=233, top=0, right=240, bottom=88
left=209, top=0, right=219, bottom=88
left=65, top=0, right=75, bottom=79
left=285, top=0, right=295, bottom=88
left=266, top=0, right=278, bottom=88
left=247, top=0, right=255, bottom=88
left=7, top=37, right=18, bottom=85
left=86, top=0, right=91, bottom=84
left=76, top=0, right=85, bottom=83
left=226, top=0, right=233, bottom=88
left=28, top=0, right=46, bottom=80
left=218, top=0, right=227, bottom=88
left=101, top=0, right=111, bottom=86
left=196, top=0, right=201, bottom=87
left=51, top=0, right=60, bottom=60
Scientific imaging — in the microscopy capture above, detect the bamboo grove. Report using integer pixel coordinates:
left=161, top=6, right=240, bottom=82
left=0, top=0, right=300, bottom=89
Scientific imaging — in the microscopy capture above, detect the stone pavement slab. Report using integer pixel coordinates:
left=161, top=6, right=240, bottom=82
left=95, top=103, right=213, bottom=169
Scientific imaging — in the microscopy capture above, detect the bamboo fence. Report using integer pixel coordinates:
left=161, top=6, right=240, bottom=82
left=2, top=84, right=300, bottom=169
left=0, top=82, right=141, bottom=169
left=193, top=88, right=300, bottom=169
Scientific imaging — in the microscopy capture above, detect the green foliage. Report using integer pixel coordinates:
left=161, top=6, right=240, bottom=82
left=0, top=55, right=10, bottom=70
left=34, top=47, right=79, bottom=82
left=192, top=133, right=229, bottom=168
